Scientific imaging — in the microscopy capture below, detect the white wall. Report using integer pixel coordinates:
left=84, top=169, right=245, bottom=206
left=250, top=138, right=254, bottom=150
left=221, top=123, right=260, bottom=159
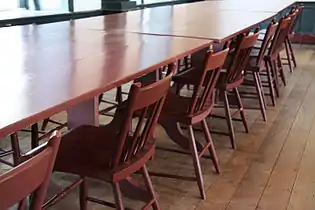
left=0, top=0, right=19, bottom=10
left=74, top=0, right=101, bottom=11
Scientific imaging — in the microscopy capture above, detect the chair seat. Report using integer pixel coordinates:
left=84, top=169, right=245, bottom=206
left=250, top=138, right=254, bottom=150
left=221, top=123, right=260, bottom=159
left=162, top=92, right=192, bottom=116
left=54, top=125, right=118, bottom=181
left=173, top=64, right=243, bottom=90
left=173, top=68, right=201, bottom=86
left=160, top=90, right=214, bottom=125
left=216, top=72, right=244, bottom=90
left=246, top=56, right=267, bottom=72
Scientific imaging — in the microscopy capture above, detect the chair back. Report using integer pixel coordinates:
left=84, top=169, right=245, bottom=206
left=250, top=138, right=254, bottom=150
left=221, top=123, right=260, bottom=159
left=0, top=132, right=61, bottom=210
left=112, top=65, right=174, bottom=167
left=289, top=6, right=304, bottom=35
left=225, top=30, right=259, bottom=85
left=188, top=47, right=229, bottom=116
left=269, top=16, right=293, bottom=57
left=255, top=20, right=278, bottom=66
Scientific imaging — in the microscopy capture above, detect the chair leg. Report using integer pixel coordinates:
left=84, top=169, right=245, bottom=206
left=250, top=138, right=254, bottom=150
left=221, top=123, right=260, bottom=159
left=41, top=118, right=50, bottom=131
left=79, top=178, right=88, bottom=210
left=223, top=90, right=236, bottom=149
left=284, top=39, right=293, bottom=73
left=188, top=125, right=206, bottom=200
left=265, top=60, right=276, bottom=106
left=270, top=60, right=280, bottom=97
left=184, top=56, right=190, bottom=69
left=287, top=38, right=297, bottom=68
left=253, top=72, right=267, bottom=121
left=141, top=165, right=161, bottom=210
left=113, top=182, right=125, bottom=210
left=277, top=54, right=287, bottom=86
left=31, top=123, right=39, bottom=149
left=257, top=72, right=267, bottom=109
left=10, top=133, right=20, bottom=166
left=234, top=88, right=249, bottom=133
left=116, top=86, right=123, bottom=105
left=201, top=119, right=220, bottom=174
left=98, top=93, right=104, bottom=104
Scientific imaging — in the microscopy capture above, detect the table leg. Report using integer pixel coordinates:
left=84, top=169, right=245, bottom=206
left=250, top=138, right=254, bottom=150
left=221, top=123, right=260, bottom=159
left=67, top=97, right=99, bottom=129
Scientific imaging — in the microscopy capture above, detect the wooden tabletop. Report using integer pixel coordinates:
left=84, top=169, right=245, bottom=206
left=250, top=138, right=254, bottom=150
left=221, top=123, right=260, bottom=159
left=79, top=6, right=276, bottom=42
left=0, top=24, right=212, bottom=138
left=200, top=0, right=295, bottom=12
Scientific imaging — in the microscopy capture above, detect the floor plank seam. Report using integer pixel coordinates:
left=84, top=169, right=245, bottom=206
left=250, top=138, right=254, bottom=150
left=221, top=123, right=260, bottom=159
left=254, top=68, right=315, bottom=210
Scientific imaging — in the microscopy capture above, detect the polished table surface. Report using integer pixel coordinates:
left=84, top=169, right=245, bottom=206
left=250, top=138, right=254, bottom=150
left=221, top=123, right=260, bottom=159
left=201, top=0, right=295, bottom=12
left=78, top=6, right=276, bottom=42
left=0, top=24, right=212, bottom=138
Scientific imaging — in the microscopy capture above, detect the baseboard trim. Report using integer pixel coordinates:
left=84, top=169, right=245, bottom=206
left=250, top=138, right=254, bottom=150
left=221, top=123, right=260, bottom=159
left=292, top=33, right=315, bottom=44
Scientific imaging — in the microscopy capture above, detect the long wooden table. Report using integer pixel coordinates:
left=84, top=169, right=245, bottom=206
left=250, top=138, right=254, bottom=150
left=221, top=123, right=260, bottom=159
left=0, top=24, right=212, bottom=138
left=0, top=0, right=297, bottom=138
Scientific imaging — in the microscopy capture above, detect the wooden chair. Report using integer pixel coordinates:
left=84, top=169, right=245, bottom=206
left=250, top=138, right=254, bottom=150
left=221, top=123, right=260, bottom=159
left=0, top=131, right=61, bottom=210
left=45, top=67, right=174, bottom=210
left=212, top=31, right=259, bottom=149
left=257, top=7, right=301, bottom=73
left=149, top=47, right=229, bottom=200
left=285, top=6, right=304, bottom=70
left=244, top=20, right=279, bottom=120
left=262, top=15, right=294, bottom=99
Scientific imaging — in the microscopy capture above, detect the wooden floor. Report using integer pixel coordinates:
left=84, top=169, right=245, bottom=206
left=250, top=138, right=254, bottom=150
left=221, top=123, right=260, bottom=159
left=1, top=44, right=315, bottom=210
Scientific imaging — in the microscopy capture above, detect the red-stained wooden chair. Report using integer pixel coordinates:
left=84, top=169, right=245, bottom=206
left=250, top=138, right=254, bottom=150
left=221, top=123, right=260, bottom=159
left=244, top=20, right=279, bottom=120
left=167, top=32, right=258, bottom=150
left=0, top=131, right=61, bottom=210
left=285, top=6, right=303, bottom=70
left=212, top=31, right=259, bottom=149
left=258, top=7, right=302, bottom=73
left=45, top=66, right=174, bottom=210
left=262, top=15, right=294, bottom=98
left=149, top=47, right=229, bottom=200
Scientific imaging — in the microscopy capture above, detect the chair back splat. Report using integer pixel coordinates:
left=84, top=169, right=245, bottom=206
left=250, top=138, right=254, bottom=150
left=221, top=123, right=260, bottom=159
left=289, top=5, right=304, bottom=35
left=269, top=16, right=293, bottom=58
left=189, top=47, right=230, bottom=116
left=226, top=30, right=260, bottom=86
left=112, top=64, right=175, bottom=169
left=256, top=20, right=279, bottom=66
